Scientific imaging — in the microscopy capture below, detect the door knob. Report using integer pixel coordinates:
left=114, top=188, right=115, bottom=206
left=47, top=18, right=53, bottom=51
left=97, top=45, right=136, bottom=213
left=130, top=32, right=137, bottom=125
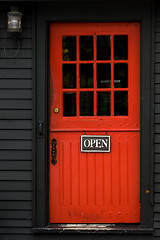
left=54, top=108, right=59, bottom=113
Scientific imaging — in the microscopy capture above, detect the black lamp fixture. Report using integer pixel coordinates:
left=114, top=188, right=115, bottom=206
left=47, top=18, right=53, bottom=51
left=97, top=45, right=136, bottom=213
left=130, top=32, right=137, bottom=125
left=7, top=6, right=22, bottom=32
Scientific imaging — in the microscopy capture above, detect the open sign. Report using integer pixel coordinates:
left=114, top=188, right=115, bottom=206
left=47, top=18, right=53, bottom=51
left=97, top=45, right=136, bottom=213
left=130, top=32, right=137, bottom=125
left=81, top=135, right=110, bottom=152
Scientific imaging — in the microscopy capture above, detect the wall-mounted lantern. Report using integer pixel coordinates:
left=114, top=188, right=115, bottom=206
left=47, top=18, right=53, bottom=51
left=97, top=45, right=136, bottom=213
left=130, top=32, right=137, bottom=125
left=7, top=6, right=22, bottom=32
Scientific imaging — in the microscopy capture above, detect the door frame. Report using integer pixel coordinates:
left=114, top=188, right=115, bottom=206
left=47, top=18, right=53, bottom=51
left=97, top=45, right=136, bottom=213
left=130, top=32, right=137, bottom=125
left=33, top=0, right=154, bottom=230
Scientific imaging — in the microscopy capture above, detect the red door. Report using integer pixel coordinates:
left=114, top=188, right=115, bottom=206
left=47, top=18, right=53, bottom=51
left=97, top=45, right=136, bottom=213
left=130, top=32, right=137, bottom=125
left=49, top=23, right=140, bottom=223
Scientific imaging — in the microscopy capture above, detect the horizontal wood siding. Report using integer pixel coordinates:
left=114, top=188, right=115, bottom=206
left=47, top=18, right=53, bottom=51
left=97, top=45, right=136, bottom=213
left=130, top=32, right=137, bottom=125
left=155, top=1, right=160, bottom=238
left=0, top=5, right=32, bottom=238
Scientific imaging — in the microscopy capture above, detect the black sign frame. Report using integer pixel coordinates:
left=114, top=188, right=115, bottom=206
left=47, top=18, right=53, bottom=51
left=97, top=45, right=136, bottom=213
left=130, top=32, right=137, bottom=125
left=81, top=135, right=110, bottom=153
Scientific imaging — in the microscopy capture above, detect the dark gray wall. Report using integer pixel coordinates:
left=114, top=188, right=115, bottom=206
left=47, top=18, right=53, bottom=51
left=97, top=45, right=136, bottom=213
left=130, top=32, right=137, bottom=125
left=154, top=1, right=160, bottom=238
left=0, top=0, right=159, bottom=239
left=0, top=4, right=33, bottom=239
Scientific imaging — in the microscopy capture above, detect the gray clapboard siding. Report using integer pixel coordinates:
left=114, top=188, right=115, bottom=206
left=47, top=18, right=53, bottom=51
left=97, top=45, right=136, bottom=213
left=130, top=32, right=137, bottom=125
left=0, top=110, right=32, bottom=119
left=155, top=74, right=160, bottom=83
left=0, top=49, right=32, bottom=58
left=0, top=160, right=32, bottom=170
left=0, top=129, right=32, bottom=139
left=0, top=29, right=32, bottom=39
left=0, top=69, right=32, bottom=79
left=0, top=39, right=32, bottom=49
left=0, top=79, right=32, bottom=89
left=155, top=104, right=160, bottom=113
left=155, top=11, right=160, bottom=151
left=155, top=95, right=160, bottom=103
left=155, top=53, right=160, bottom=63
left=0, top=89, right=32, bottom=99
left=0, top=120, right=32, bottom=129
left=155, top=43, right=160, bottom=52
left=155, top=84, right=160, bottom=93
left=156, top=33, right=160, bottom=42
left=0, top=219, right=32, bottom=227
left=0, top=171, right=32, bottom=181
left=0, top=99, right=32, bottom=109
left=0, top=59, right=32, bottom=68
left=0, top=201, right=32, bottom=210
left=155, top=63, right=160, bottom=73
left=155, top=9, right=160, bottom=200
left=0, top=228, right=32, bottom=234
left=154, top=124, right=160, bottom=133
left=155, top=174, right=160, bottom=183
left=154, top=221, right=160, bottom=228
left=156, top=22, right=160, bottom=32
left=155, top=114, right=160, bottom=123
left=0, top=140, right=32, bottom=150
left=155, top=183, right=160, bottom=193
left=0, top=181, right=32, bottom=191
left=155, top=163, right=160, bottom=173
left=155, top=3, right=160, bottom=238
left=155, top=153, right=160, bottom=162
left=155, top=144, right=160, bottom=153
left=0, top=5, right=33, bottom=238
left=0, top=235, right=32, bottom=240
left=0, top=210, right=32, bottom=219
left=155, top=134, right=160, bottom=143
left=0, top=150, right=32, bottom=160
left=0, top=192, right=32, bottom=201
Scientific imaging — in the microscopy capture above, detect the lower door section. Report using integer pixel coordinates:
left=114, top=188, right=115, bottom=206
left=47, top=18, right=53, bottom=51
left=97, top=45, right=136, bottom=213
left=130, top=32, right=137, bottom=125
left=49, top=131, right=140, bottom=223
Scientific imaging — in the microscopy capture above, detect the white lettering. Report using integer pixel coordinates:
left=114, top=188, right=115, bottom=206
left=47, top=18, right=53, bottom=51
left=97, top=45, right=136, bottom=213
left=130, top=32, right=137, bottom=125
left=84, top=139, right=90, bottom=148
left=95, top=139, right=102, bottom=148
left=101, top=139, right=108, bottom=148
left=90, top=139, right=96, bottom=147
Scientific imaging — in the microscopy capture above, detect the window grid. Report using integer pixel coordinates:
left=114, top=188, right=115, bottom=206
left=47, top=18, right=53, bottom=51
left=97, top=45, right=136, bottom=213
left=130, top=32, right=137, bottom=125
left=62, top=34, right=129, bottom=117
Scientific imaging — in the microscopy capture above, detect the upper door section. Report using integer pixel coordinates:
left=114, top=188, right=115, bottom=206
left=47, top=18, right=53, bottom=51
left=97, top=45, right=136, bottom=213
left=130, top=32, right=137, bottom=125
left=49, top=23, right=140, bottom=131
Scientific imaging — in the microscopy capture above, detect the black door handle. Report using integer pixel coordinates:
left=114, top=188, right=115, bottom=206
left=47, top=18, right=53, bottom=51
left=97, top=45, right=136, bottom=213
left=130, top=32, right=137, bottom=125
left=51, top=138, right=57, bottom=165
left=38, top=121, right=44, bottom=136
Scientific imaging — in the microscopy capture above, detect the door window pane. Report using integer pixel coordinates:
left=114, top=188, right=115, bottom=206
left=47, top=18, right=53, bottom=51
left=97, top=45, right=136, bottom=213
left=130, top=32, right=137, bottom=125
left=114, top=63, right=128, bottom=88
left=63, top=64, right=76, bottom=89
left=97, top=64, right=111, bottom=88
left=80, top=64, right=93, bottom=88
left=63, top=36, right=76, bottom=61
left=114, top=91, right=128, bottom=116
left=97, top=92, right=111, bottom=116
left=80, top=36, right=93, bottom=60
left=114, top=35, right=128, bottom=60
left=97, top=35, right=111, bottom=60
left=80, top=92, right=93, bottom=116
left=63, top=93, right=76, bottom=116
left=62, top=34, right=129, bottom=118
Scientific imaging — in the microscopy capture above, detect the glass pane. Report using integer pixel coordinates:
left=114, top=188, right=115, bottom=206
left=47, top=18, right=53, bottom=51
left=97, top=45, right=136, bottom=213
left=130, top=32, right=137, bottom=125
left=80, top=92, right=93, bottom=116
left=63, top=93, right=76, bottom=116
left=97, top=64, right=111, bottom=88
left=97, top=35, right=111, bottom=60
left=114, top=91, right=128, bottom=116
left=114, top=63, right=128, bottom=88
left=63, top=36, right=76, bottom=61
left=114, top=35, right=128, bottom=60
left=80, top=36, right=93, bottom=60
left=80, top=64, right=93, bottom=88
left=63, top=64, right=76, bottom=89
left=97, top=92, right=111, bottom=116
